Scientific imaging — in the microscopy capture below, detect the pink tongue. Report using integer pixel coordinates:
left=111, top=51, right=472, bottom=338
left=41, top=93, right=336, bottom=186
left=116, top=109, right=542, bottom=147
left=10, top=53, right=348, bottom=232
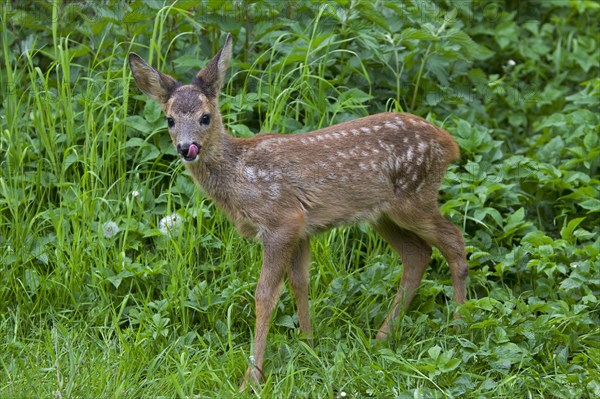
left=187, top=144, right=199, bottom=158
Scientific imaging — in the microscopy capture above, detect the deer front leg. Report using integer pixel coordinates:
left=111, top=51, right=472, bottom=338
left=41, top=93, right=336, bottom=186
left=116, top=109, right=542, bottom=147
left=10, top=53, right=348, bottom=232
left=242, top=234, right=299, bottom=389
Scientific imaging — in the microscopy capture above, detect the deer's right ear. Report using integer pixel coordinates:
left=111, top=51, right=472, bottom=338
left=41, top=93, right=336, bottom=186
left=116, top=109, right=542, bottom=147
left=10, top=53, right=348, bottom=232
left=128, top=53, right=179, bottom=105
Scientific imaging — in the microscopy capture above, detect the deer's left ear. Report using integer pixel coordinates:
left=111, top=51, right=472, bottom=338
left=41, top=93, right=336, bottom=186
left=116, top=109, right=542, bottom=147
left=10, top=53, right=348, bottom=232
left=193, top=33, right=232, bottom=97
left=129, top=53, right=179, bottom=105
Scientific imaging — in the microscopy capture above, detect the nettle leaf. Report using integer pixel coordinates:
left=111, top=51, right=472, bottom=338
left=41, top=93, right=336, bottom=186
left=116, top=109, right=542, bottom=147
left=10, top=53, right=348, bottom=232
left=400, top=28, right=438, bottom=41
left=426, top=54, right=451, bottom=85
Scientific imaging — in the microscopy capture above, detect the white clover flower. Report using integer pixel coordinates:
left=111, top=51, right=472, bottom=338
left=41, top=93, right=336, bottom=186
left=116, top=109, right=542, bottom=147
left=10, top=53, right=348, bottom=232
left=131, top=190, right=140, bottom=198
left=159, top=213, right=183, bottom=237
left=507, top=59, right=516, bottom=67
left=102, top=221, right=120, bottom=238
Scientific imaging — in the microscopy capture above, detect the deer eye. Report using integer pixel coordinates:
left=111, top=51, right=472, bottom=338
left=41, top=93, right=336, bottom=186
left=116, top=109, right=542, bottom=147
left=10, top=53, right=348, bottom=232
left=166, top=117, right=175, bottom=128
left=200, top=114, right=210, bottom=125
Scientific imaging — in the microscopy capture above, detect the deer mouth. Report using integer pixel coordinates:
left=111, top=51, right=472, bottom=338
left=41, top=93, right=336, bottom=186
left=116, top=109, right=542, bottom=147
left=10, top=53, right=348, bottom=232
left=178, top=142, right=200, bottom=162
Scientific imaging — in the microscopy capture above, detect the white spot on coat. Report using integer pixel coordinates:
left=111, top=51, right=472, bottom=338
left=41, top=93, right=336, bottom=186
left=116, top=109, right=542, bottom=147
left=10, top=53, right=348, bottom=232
left=268, top=184, right=281, bottom=199
left=395, top=158, right=402, bottom=169
left=258, top=168, right=270, bottom=180
left=244, top=166, right=256, bottom=181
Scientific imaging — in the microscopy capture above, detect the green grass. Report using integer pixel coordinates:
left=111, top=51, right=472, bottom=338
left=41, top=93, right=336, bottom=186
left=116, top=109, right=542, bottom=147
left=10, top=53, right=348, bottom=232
left=1, top=1, right=599, bottom=398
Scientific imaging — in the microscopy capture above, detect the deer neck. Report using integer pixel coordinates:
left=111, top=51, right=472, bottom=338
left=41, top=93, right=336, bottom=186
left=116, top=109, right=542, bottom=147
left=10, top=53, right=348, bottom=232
left=184, top=124, right=236, bottom=198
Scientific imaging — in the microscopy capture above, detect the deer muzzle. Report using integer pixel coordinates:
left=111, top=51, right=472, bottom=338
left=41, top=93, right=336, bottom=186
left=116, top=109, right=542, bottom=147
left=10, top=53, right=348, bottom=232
left=177, top=142, right=200, bottom=162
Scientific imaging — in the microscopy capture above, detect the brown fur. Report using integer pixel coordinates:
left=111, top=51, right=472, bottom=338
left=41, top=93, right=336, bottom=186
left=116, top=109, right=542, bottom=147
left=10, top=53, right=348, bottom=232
left=129, top=33, right=468, bottom=389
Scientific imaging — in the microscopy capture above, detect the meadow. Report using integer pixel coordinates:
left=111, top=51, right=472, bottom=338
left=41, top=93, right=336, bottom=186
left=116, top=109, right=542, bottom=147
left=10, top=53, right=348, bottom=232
left=1, top=1, right=598, bottom=398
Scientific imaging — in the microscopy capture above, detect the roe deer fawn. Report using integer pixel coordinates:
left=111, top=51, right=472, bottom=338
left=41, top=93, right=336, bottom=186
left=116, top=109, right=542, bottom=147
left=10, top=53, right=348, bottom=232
left=129, top=33, right=468, bottom=388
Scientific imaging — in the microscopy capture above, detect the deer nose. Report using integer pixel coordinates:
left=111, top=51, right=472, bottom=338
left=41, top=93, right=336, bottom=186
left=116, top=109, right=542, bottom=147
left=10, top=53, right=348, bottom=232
left=177, top=142, right=200, bottom=161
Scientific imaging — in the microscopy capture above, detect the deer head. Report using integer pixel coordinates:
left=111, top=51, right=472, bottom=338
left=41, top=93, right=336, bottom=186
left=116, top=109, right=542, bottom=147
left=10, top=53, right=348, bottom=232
left=128, top=34, right=232, bottom=164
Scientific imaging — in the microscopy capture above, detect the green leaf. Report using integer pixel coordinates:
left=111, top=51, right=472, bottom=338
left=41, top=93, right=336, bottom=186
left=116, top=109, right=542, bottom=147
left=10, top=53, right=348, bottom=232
left=25, top=269, right=40, bottom=293
left=561, top=217, right=586, bottom=241
left=560, top=277, right=582, bottom=290
left=125, top=137, right=147, bottom=148
left=440, top=357, right=461, bottom=373
left=504, top=207, right=525, bottom=232
left=400, top=28, right=438, bottom=41
left=275, top=315, right=296, bottom=329
left=428, top=345, right=442, bottom=360
left=143, top=99, right=162, bottom=123
left=580, top=198, right=600, bottom=212
left=126, top=115, right=154, bottom=132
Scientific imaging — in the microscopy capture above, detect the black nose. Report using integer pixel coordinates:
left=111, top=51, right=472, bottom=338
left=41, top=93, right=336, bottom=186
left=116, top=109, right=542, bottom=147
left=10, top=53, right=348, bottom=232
left=177, top=143, right=189, bottom=156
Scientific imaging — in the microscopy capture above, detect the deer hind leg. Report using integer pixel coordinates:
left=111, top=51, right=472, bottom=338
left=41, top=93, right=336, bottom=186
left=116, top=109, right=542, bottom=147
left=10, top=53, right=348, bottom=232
left=374, top=216, right=432, bottom=339
left=287, top=237, right=313, bottom=345
left=423, top=216, right=468, bottom=305
left=386, top=206, right=468, bottom=313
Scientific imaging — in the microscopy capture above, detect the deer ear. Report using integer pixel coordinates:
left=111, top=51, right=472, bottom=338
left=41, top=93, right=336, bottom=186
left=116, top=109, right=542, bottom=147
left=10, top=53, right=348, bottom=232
left=193, top=33, right=232, bottom=97
left=128, top=53, right=179, bottom=105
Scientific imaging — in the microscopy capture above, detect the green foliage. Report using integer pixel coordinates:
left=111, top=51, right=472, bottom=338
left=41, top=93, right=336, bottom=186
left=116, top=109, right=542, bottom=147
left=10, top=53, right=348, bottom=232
left=1, top=0, right=598, bottom=397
